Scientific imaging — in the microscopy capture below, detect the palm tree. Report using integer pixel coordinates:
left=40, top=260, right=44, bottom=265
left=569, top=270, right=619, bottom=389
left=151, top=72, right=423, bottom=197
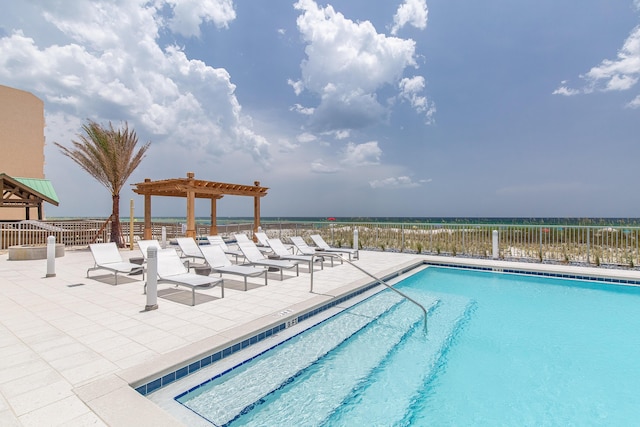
left=55, top=120, right=150, bottom=247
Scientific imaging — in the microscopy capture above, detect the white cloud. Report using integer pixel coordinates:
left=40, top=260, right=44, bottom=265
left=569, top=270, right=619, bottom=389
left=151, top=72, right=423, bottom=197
left=334, top=130, right=350, bottom=140
left=311, top=159, right=340, bottom=173
left=391, top=0, right=428, bottom=35
left=341, top=141, right=382, bottom=167
left=292, top=0, right=425, bottom=131
left=322, top=129, right=350, bottom=140
left=554, top=25, right=640, bottom=102
left=0, top=0, right=270, bottom=167
left=398, top=75, right=435, bottom=123
left=628, top=94, right=640, bottom=108
left=370, top=176, right=429, bottom=189
left=288, top=79, right=304, bottom=96
left=290, top=103, right=315, bottom=115
left=166, top=0, right=236, bottom=37
left=296, top=132, right=317, bottom=143
left=552, top=85, right=581, bottom=96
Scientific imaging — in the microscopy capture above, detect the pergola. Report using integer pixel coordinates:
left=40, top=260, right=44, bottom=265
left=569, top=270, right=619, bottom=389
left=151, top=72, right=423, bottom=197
left=132, top=172, right=268, bottom=239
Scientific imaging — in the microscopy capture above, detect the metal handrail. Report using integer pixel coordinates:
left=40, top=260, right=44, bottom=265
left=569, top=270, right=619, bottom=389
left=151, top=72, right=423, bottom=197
left=309, top=252, right=428, bottom=334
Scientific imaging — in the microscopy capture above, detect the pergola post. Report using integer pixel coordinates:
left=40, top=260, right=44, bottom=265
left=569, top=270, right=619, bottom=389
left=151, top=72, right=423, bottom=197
left=143, top=178, right=152, bottom=239
left=253, top=181, right=261, bottom=240
left=210, top=198, right=218, bottom=236
left=186, top=172, right=196, bottom=238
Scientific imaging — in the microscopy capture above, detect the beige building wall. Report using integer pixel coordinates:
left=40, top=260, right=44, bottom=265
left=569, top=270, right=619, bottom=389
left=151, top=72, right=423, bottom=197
left=0, top=85, right=46, bottom=220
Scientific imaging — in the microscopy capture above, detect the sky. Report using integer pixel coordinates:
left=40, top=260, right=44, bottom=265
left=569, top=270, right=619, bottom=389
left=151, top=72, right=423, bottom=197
left=1, top=0, right=640, bottom=219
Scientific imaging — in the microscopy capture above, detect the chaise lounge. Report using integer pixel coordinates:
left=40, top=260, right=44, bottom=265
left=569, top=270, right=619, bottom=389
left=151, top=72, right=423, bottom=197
left=266, top=237, right=323, bottom=272
left=206, top=235, right=244, bottom=263
left=155, top=248, right=224, bottom=306
left=200, top=244, right=268, bottom=291
left=290, top=236, right=339, bottom=266
left=235, top=235, right=302, bottom=280
left=87, top=242, right=145, bottom=285
left=310, top=234, right=359, bottom=260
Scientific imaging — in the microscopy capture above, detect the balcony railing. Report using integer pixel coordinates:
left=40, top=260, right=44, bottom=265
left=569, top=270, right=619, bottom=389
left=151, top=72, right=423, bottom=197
left=2, top=219, right=638, bottom=269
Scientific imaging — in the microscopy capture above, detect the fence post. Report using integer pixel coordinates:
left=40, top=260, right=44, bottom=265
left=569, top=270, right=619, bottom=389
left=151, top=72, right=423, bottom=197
left=586, top=228, right=590, bottom=264
left=161, top=226, right=167, bottom=248
left=129, top=199, right=134, bottom=250
left=145, top=246, right=158, bottom=311
left=353, top=227, right=359, bottom=251
left=492, top=230, right=499, bottom=259
left=46, top=236, right=56, bottom=277
left=401, top=224, right=405, bottom=252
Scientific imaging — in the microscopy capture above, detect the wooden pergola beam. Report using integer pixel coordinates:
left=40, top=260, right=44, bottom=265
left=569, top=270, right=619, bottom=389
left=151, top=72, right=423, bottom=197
left=132, top=173, right=269, bottom=240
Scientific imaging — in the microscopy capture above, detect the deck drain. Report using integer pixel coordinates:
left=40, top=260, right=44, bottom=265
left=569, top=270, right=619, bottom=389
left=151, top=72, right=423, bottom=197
left=67, top=283, right=86, bottom=287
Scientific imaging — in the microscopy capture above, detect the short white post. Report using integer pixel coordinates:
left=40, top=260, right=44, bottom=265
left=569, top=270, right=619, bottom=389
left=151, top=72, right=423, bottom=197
left=492, top=230, right=499, bottom=259
left=161, top=226, right=167, bottom=248
left=46, top=235, right=56, bottom=277
left=129, top=199, right=134, bottom=250
left=353, top=227, right=359, bottom=251
left=145, top=246, right=158, bottom=311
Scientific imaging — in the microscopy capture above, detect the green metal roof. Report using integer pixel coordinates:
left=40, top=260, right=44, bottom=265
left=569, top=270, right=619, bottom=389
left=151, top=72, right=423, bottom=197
left=13, top=176, right=59, bottom=204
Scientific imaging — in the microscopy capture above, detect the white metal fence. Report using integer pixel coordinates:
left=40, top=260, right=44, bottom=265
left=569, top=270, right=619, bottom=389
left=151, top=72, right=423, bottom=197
left=2, top=220, right=639, bottom=268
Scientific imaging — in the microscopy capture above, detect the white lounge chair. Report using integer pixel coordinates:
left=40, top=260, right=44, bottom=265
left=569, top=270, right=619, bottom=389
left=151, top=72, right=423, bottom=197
left=310, top=234, right=359, bottom=260
left=155, top=248, right=224, bottom=306
left=290, top=236, right=339, bottom=266
left=267, top=237, right=323, bottom=272
left=137, top=239, right=162, bottom=261
left=256, top=231, right=294, bottom=253
left=200, top=244, right=267, bottom=291
left=176, top=237, right=206, bottom=264
left=235, top=235, right=301, bottom=280
left=206, top=235, right=244, bottom=263
left=87, top=242, right=144, bottom=285
left=236, top=233, right=271, bottom=254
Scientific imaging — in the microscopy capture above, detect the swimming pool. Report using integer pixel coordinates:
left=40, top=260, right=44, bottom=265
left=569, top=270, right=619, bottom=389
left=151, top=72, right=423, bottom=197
left=156, top=267, right=640, bottom=425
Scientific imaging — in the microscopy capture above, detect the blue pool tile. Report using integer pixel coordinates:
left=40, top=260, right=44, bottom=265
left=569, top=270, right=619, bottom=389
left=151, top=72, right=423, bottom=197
left=189, top=361, right=200, bottom=373
left=162, top=372, right=176, bottom=386
left=176, top=367, right=188, bottom=380
left=201, top=355, right=212, bottom=367
left=212, top=351, right=222, bottom=362
left=222, top=347, right=232, bottom=357
left=135, top=385, right=146, bottom=395
left=147, top=378, right=162, bottom=394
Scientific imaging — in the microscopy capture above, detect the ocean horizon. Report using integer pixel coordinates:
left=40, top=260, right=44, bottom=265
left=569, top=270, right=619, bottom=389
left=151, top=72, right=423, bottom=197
left=49, top=216, right=640, bottom=227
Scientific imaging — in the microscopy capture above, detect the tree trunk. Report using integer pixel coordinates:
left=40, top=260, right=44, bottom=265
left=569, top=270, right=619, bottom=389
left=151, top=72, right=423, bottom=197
left=111, top=193, right=122, bottom=247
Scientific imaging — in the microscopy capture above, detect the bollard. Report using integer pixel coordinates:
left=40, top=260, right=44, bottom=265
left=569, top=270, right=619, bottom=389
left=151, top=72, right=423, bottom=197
left=492, top=230, right=499, bottom=259
left=353, top=228, right=359, bottom=251
left=46, top=235, right=56, bottom=277
left=161, top=226, right=167, bottom=249
left=145, top=246, right=158, bottom=311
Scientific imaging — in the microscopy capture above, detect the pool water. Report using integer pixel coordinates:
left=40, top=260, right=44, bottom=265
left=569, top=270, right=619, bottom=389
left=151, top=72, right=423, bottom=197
left=175, top=267, right=640, bottom=426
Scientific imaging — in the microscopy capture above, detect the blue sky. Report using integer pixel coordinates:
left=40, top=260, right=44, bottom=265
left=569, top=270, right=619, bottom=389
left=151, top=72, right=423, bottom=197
left=1, top=0, right=640, bottom=218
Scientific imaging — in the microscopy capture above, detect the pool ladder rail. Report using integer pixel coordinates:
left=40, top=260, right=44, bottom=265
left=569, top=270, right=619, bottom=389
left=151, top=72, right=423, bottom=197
left=309, top=252, right=428, bottom=334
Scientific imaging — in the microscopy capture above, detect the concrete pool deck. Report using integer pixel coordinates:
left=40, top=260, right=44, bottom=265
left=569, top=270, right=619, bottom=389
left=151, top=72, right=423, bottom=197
left=1, top=247, right=640, bottom=426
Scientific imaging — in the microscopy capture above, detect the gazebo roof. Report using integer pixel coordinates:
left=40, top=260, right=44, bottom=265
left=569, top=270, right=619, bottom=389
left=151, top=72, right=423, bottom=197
left=1, top=173, right=59, bottom=207
left=131, top=175, right=269, bottom=199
